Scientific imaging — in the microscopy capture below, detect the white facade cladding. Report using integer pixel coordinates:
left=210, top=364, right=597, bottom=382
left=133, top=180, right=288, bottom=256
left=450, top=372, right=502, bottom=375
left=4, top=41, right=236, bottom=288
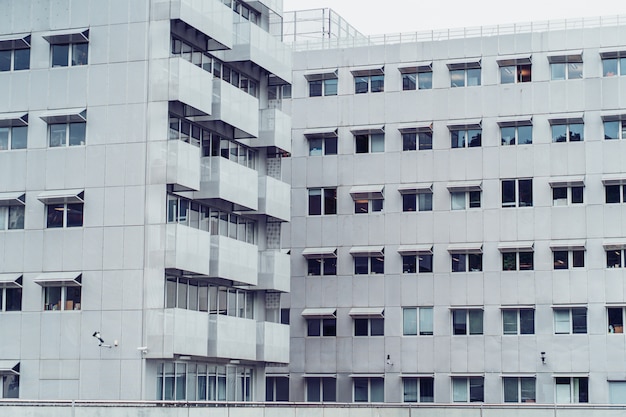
left=274, top=13, right=626, bottom=405
left=0, top=0, right=291, bottom=401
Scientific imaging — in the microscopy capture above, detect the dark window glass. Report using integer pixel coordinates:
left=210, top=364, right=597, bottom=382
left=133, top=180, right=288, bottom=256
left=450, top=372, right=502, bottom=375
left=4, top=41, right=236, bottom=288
left=307, top=259, right=321, bottom=275
left=308, top=189, right=321, bottom=215
left=403, top=73, right=416, bottom=90
left=72, top=43, right=88, bottom=65
left=520, top=309, right=535, bottom=334
left=307, top=319, right=320, bottom=336
left=323, top=258, right=337, bottom=275
left=370, top=75, right=384, bottom=92
left=370, top=256, right=384, bottom=274
left=47, top=204, right=65, bottom=228
left=0, top=50, right=10, bottom=71
left=418, top=72, right=432, bottom=89
left=323, top=189, right=337, bottom=214
left=322, top=318, right=336, bottom=336
left=420, top=378, right=434, bottom=402
left=572, top=308, right=587, bottom=334
left=402, top=255, right=417, bottom=273
left=572, top=250, right=585, bottom=267
left=324, top=138, right=337, bottom=155
left=469, top=191, right=481, bottom=208
left=571, top=186, right=584, bottom=204
left=518, top=126, right=532, bottom=144
left=468, top=254, right=482, bottom=271
left=518, top=179, right=533, bottom=207
left=519, top=252, right=534, bottom=270
left=453, top=310, right=467, bottom=335
left=451, top=253, right=466, bottom=272
left=607, top=250, right=622, bottom=268
left=354, top=318, right=368, bottom=336
left=502, top=252, right=516, bottom=271
left=5, top=288, right=22, bottom=311
left=354, top=257, right=368, bottom=275
left=355, top=135, right=369, bottom=153
left=468, top=129, right=481, bottom=147
left=370, top=318, right=384, bottom=336
left=553, top=251, right=568, bottom=269
left=52, top=44, right=69, bottom=67
left=419, top=254, right=433, bottom=273
left=469, top=377, right=484, bottom=402
left=402, top=194, right=416, bottom=212
left=418, top=132, right=433, bottom=149
left=606, top=185, right=621, bottom=203
left=355, top=76, right=368, bottom=93
left=11, top=126, right=27, bottom=149
left=69, top=122, right=86, bottom=146
left=402, top=133, right=416, bottom=151
left=309, top=80, right=322, bottom=97
left=13, top=48, right=30, bottom=70
left=502, top=180, right=515, bottom=207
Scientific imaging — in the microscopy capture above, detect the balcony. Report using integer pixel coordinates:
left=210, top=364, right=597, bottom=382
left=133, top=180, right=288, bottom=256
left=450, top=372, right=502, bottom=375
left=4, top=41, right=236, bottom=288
left=170, top=309, right=210, bottom=357
left=168, top=57, right=213, bottom=116
left=170, top=0, right=233, bottom=50
left=195, top=156, right=258, bottom=210
left=242, top=0, right=283, bottom=15
left=239, top=108, right=291, bottom=153
left=207, top=78, right=259, bottom=139
left=256, top=175, right=290, bottom=222
left=208, top=314, right=257, bottom=361
left=209, top=235, right=258, bottom=286
left=256, top=321, right=289, bottom=363
left=164, top=224, right=212, bottom=276
left=166, top=140, right=201, bottom=191
left=256, top=250, right=290, bottom=292
left=222, top=21, right=292, bottom=84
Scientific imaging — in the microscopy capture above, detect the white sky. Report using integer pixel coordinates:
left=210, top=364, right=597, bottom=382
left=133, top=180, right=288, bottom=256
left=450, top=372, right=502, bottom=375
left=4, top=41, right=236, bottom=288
left=283, top=0, right=626, bottom=35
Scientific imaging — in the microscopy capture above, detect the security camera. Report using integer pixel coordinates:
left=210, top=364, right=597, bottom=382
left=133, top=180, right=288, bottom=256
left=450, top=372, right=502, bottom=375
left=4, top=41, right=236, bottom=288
left=92, top=331, right=112, bottom=348
left=137, top=347, right=148, bottom=354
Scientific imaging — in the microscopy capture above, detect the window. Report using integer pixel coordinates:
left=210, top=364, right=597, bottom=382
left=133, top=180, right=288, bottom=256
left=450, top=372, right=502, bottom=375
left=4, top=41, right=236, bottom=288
left=499, top=122, right=532, bottom=146
left=46, top=203, right=83, bottom=228
left=502, top=309, right=534, bottom=334
left=607, top=248, right=626, bottom=268
left=353, top=255, right=384, bottom=275
left=354, top=199, right=383, bottom=214
left=309, top=137, right=338, bottom=156
left=399, top=65, right=433, bottom=90
left=603, top=120, right=626, bottom=140
left=266, top=376, right=289, bottom=402
left=503, top=377, right=536, bottom=403
left=552, top=249, right=585, bottom=269
left=501, top=179, right=533, bottom=207
left=450, top=249, right=483, bottom=272
left=354, top=133, right=384, bottom=153
left=610, top=381, right=626, bottom=404
left=450, top=191, right=481, bottom=210
left=403, top=377, right=434, bottom=402
left=549, top=54, right=583, bottom=80
left=0, top=125, right=27, bottom=150
left=401, top=188, right=433, bottom=212
left=45, top=30, right=90, bottom=68
left=608, top=307, right=625, bottom=333
left=306, top=377, right=336, bottom=402
left=602, top=54, right=626, bottom=77
left=448, top=60, right=481, bottom=87
left=0, top=194, right=25, bottom=230
left=402, top=130, right=433, bottom=151
left=605, top=184, right=626, bottom=203
left=352, top=68, right=384, bottom=94
left=353, top=377, right=384, bottom=402
left=452, top=377, right=484, bottom=402
left=403, top=307, right=433, bottom=335
left=450, top=128, right=482, bottom=148
left=0, top=373, right=19, bottom=399
left=354, top=318, right=384, bottom=336
left=350, top=186, right=384, bottom=214
left=550, top=120, right=583, bottom=143
left=555, top=377, right=588, bottom=403
left=401, top=254, right=433, bottom=274
left=49, top=121, right=86, bottom=147
left=306, top=318, right=336, bottom=337
left=309, top=78, right=338, bottom=97
left=0, top=276, right=22, bottom=312
left=552, top=185, right=584, bottom=206
left=554, top=308, right=587, bottom=334
left=498, top=60, right=532, bottom=84
left=0, top=35, right=30, bottom=72
left=452, top=309, right=483, bottom=335
left=43, top=285, right=81, bottom=311
left=307, top=257, right=337, bottom=275
left=308, top=188, right=337, bottom=215
left=502, top=252, right=534, bottom=271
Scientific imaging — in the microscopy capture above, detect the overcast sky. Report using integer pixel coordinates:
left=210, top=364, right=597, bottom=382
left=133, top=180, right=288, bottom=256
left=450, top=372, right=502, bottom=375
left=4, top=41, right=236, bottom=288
left=283, top=0, right=626, bottom=35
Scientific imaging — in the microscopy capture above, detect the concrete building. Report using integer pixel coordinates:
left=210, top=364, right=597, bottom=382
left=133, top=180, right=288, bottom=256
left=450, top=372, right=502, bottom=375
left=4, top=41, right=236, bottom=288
left=0, top=0, right=292, bottom=401
left=273, top=13, right=626, bottom=405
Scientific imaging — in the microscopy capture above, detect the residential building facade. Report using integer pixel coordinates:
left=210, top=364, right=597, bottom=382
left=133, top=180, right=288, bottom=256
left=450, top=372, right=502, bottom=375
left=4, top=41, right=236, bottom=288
left=273, top=13, right=626, bottom=405
left=0, top=0, right=291, bottom=400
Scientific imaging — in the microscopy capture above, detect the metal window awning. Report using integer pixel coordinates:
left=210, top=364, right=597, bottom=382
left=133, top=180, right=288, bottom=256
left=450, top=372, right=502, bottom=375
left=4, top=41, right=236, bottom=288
left=33, top=272, right=82, bottom=287
left=42, top=28, right=89, bottom=44
left=349, top=307, right=384, bottom=318
left=266, top=373, right=289, bottom=378
left=397, top=183, right=432, bottom=194
left=398, top=62, right=432, bottom=73
left=548, top=114, right=584, bottom=125
left=397, top=245, right=433, bottom=255
left=349, top=246, right=384, bottom=257
left=350, top=125, right=385, bottom=135
left=301, top=247, right=337, bottom=259
left=40, top=108, right=87, bottom=124
left=304, top=69, right=338, bottom=81
left=497, top=117, right=532, bottom=128
left=349, top=185, right=384, bottom=200
left=0, top=192, right=25, bottom=207
left=499, top=373, right=536, bottom=378
left=551, top=304, right=587, bottom=309
left=303, top=128, right=338, bottom=139
left=603, top=241, right=626, bottom=251
left=449, top=373, right=484, bottom=377
left=549, top=240, right=586, bottom=251
left=551, top=373, right=589, bottom=378
left=449, top=305, right=484, bottom=310
left=349, top=373, right=384, bottom=378
left=0, top=274, right=23, bottom=289
left=301, top=308, right=336, bottom=318
left=302, top=373, right=337, bottom=378
left=0, top=362, right=20, bottom=375
left=0, top=112, right=28, bottom=128
left=500, top=304, right=535, bottom=310
left=601, top=113, right=626, bottom=122
left=447, top=243, right=482, bottom=254
left=548, top=176, right=585, bottom=188
left=497, top=242, right=534, bottom=253
left=37, top=189, right=84, bottom=204
left=446, top=181, right=482, bottom=192
left=447, top=119, right=482, bottom=130
left=0, top=33, right=31, bottom=50
left=602, top=175, right=626, bottom=186
left=547, top=51, right=583, bottom=63
left=400, top=373, right=434, bottom=378
left=350, top=65, right=384, bottom=76
left=397, top=122, right=433, bottom=133
left=496, top=54, right=532, bottom=66
left=446, top=58, right=481, bottom=70
left=599, top=49, right=626, bottom=59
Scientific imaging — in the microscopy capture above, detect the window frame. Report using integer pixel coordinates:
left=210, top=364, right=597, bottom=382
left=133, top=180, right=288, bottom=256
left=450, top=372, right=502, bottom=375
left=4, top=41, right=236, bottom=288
left=452, top=376, right=484, bottom=402
left=555, top=377, right=588, bottom=403
left=450, top=190, right=481, bottom=210
left=450, top=68, right=481, bottom=87
left=354, top=133, right=384, bottom=153
left=307, top=257, right=337, bottom=276
left=501, top=178, right=533, bottom=208
left=553, top=307, right=587, bottom=334
left=401, top=254, right=433, bottom=274
left=552, top=249, right=585, bottom=270
left=551, top=122, right=584, bottom=143
left=503, top=377, right=536, bottom=403
left=306, top=318, right=337, bottom=337
left=46, top=202, right=84, bottom=228
left=306, top=376, right=336, bottom=402
left=308, top=77, right=338, bottom=97
left=450, top=128, right=482, bottom=148
left=0, top=125, right=28, bottom=150
left=0, top=286, right=22, bottom=312
left=402, top=307, right=434, bottom=336
left=43, top=285, right=81, bottom=311
left=607, top=307, right=625, bottom=334
left=354, top=74, right=384, bottom=94
left=0, top=374, right=19, bottom=398
left=499, top=63, right=532, bottom=84
left=0, top=42, right=30, bottom=72
left=502, top=308, right=535, bottom=335
left=353, top=255, right=385, bottom=275
left=450, top=253, right=483, bottom=272
left=308, top=136, right=338, bottom=156
left=548, top=54, right=583, bottom=80
left=266, top=376, right=289, bottom=402
left=307, top=188, right=337, bottom=216
left=603, top=120, right=626, bottom=140
left=452, top=309, right=484, bottom=335
left=51, top=41, right=89, bottom=67
left=353, top=317, right=384, bottom=336
left=552, top=185, right=584, bottom=206
left=500, top=125, right=532, bottom=146
left=403, top=377, right=434, bottom=403
left=353, top=377, right=384, bottom=402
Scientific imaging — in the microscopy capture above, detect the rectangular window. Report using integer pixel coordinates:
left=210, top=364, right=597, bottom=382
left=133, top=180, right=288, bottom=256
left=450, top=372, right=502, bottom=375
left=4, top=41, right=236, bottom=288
left=452, top=377, right=484, bottom=402
left=1, top=374, right=19, bottom=398
left=306, top=318, right=336, bottom=337
left=502, top=309, right=535, bottom=335
left=0, top=35, right=30, bottom=72
left=307, top=258, right=337, bottom=276
left=309, top=137, right=338, bottom=156
left=308, top=188, right=337, bottom=215
left=402, top=131, right=433, bottom=151
left=353, top=377, right=384, bottom=402
left=604, top=120, right=626, bottom=140
left=450, top=191, right=481, bottom=210
left=552, top=186, right=584, bottom=206
left=450, top=68, right=481, bottom=87
left=450, top=129, right=482, bottom=148
left=44, top=286, right=81, bottom=311
left=551, top=123, right=583, bottom=142
left=353, top=256, right=384, bottom=275
left=51, top=42, right=88, bottom=67
left=602, top=55, right=626, bottom=77
left=451, top=253, right=482, bottom=272
left=0, top=125, right=27, bottom=151
left=608, top=307, right=625, bottom=334
left=354, top=318, right=384, bottom=336
left=605, top=185, right=626, bottom=203
left=46, top=203, right=83, bottom=228
left=555, top=377, right=588, bottom=403
left=401, top=254, right=433, bottom=273
left=549, top=54, right=583, bottom=80
left=0, top=204, right=25, bottom=230
left=500, top=64, right=531, bottom=84
left=355, top=133, right=384, bottom=153
left=500, top=125, right=532, bottom=145
left=401, top=69, right=433, bottom=90
left=354, top=74, right=384, bottom=94
left=502, top=251, right=534, bottom=271
left=554, top=308, right=587, bottom=334
left=402, top=191, right=433, bottom=212
left=306, top=377, right=336, bottom=402
left=503, top=377, right=536, bottom=402
left=266, top=376, right=289, bottom=402
left=354, top=198, right=383, bottom=214
left=452, top=309, right=483, bottom=335
left=403, top=307, right=433, bottom=335
left=49, top=122, right=86, bottom=147
left=309, top=78, right=338, bottom=97
left=501, top=179, right=533, bottom=207
left=0, top=287, right=22, bottom=312
left=403, top=377, right=434, bottom=402
left=553, top=250, right=585, bottom=269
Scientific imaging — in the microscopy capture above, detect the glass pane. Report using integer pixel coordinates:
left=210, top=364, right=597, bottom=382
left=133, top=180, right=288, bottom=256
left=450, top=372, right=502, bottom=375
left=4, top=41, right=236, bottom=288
left=370, top=378, right=384, bottom=402
left=419, top=255, right=433, bottom=273
left=276, top=377, right=290, bottom=401
left=469, top=377, right=484, bottom=402
left=403, top=379, right=417, bottom=402
left=420, top=378, right=434, bottom=402
left=5, top=288, right=22, bottom=311
left=551, top=63, right=566, bottom=80
left=402, top=73, right=416, bottom=90
left=609, top=381, right=626, bottom=404
left=606, top=185, right=621, bottom=203
left=371, top=256, right=384, bottom=274
left=402, top=255, right=416, bottom=273
left=66, top=203, right=83, bottom=227
left=308, top=189, right=321, bottom=215
left=502, top=180, right=516, bottom=207
left=568, top=62, right=583, bottom=79
left=468, top=129, right=481, bottom=147
left=323, top=258, right=337, bottom=275
left=324, top=78, right=337, bottom=95
left=418, top=132, right=433, bottom=149
left=370, top=75, right=384, bottom=92
left=309, top=80, right=322, bottom=97
left=554, top=310, right=570, bottom=333
left=47, top=204, right=65, bottom=228
left=572, top=308, right=587, bottom=333
left=553, top=187, right=567, bottom=206
left=307, top=319, right=320, bottom=336
left=72, top=43, right=88, bottom=65
left=520, top=309, right=535, bottom=334
left=518, top=126, right=532, bottom=144
left=604, top=121, right=619, bottom=140
left=452, top=378, right=467, bottom=402
left=607, top=250, right=622, bottom=268
left=44, top=286, right=62, bottom=310
left=11, top=126, right=27, bottom=149
left=572, top=250, right=585, bottom=267
left=500, top=66, right=516, bottom=84
left=604, top=58, right=618, bottom=76
left=402, top=133, right=417, bottom=151
left=52, top=44, right=69, bottom=67
left=552, top=125, right=567, bottom=142
left=354, top=318, right=368, bottom=336
left=418, top=71, right=432, bottom=89
left=502, top=252, right=517, bottom=271
left=418, top=193, right=432, bottom=211
left=370, top=134, right=384, bottom=152
left=468, top=310, right=483, bottom=335
left=403, top=308, right=417, bottom=335
left=307, top=259, right=321, bottom=275
left=520, top=378, right=535, bottom=402
left=8, top=205, right=24, bottom=230
left=450, top=192, right=465, bottom=210
left=324, top=137, right=337, bottom=155
left=0, top=50, right=10, bottom=71
left=569, top=123, right=584, bottom=142
left=518, top=179, right=533, bottom=207
left=309, top=138, right=322, bottom=156
left=451, top=130, right=465, bottom=148
left=354, top=378, right=368, bottom=402
left=324, top=189, right=337, bottom=214
left=469, top=191, right=481, bottom=208
left=571, top=187, right=584, bottom=204
left=501, top=127, right=515, bottom=145
left=322, top=318, right=336, bottom=336
left=307, top=377, right=320, bottom=402
left=0, top=128, right=8, bottom=150
left=49, top=124, right=67, bottom=147
left=13, top=48, right=30, bottom=70
left=370, top=318, right=384, bottom=336
left=554, top=251, right=568, bottom=269
left=502, top=310, right=518, bottom=334
left=621, top=58, right=626, bottom=76
left=69, top=122, right=86, bottom=146
left=3, top=375, right=19, bottom=398
left=467, top=68, right=481, bottom=86
left=503, top=378, right=518, bottom=402
left=355, top=76, right=368, bottom=94
left=451, top=253, right=466, bottom=272
left=453, top=310, right=467, bottom=335
left=355, top=135, right=368, bottom=153
left=402, top=194, right=416, bottom=212
left=450, top=70, right=464, bottom=87
left=419, top=307, right=433, bottom=335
